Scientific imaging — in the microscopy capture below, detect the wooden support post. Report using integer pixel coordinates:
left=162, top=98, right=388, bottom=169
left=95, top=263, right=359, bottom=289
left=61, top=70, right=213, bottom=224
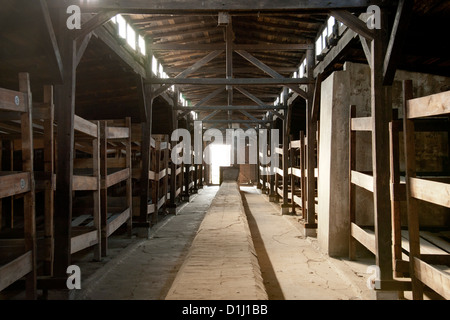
left=19, top=73, right=37, bottom=299
left=152, top=141, right=161, bottom=226
left=92, top=122, right=101, bottom=261
left=139, top=43, right=154, bottom=233
left=282, top=88, right=290, bottom=214
left=349, top=105, right=357, bottom=261
left=306, top=48, right=317, bottom=233
left=402, top=80, right=423, bottom=300
left=290, top=135, right=296, bottom=215
left=126, top=117, right=133, bottom=235
left=256, top=127, right=262, bottom=189
left=54, top=26, right=76, bottom=278
left=300, top=131, right=306, bottom=220
left=100, top=121, right=108, bottom=257
left=43, top=85, right=55, bottom=276
left=268, top=114, right=277, bottom=202
left=370, top=32, right=395, bottom=298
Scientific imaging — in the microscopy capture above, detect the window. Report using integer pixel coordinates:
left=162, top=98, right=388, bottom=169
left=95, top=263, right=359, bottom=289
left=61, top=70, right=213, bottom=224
left=117, top=14, right=127, bottom=39
left=327, top=17, right=335, bottom=37
left=152, top=56, right=158, bottom=75
left=138, top=35, right=146, bottom=55
left=127, top=24, right=136, bottom=50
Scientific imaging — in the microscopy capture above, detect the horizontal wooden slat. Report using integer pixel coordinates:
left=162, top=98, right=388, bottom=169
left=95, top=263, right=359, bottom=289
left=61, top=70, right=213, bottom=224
left=176, top=187, right=181, bottom=197
left=176, top=167, right=182, bottom=176
left=409, top=178, right=450, bottom=208
left=0, top=172, right=31, bottom=198
left=351, top=171, right=374, bottom=193
left=149, top=170, right=156, bottom=181
left=106, top=127, right=129, bottom=139
left=407, top=91, right=450, bottom=119
left=351, top=117, right=372, bottom=131
left=351, top=223, right=376, bottom=254
left=73, top=175, right=98, bottom=191
left=290, top=140, right=301, bottom=149
left=0, top=251, right=32, bottom=291
left=275, top=147, right=283, bottom=155
left=74, top=115, right=98, bottom=138
left=71, top=230, right=98, bottom=254
left=107, top=208, right=131, bottom=237
left=147, top=204, right=155, bottom=214
left=414, top=257, right=450, bottom=300
left=0, top=88, right=27, bottom=113
left=157, top=169, right=166, bottom=180
left=106, top=168, right=130, bottom=188
left=157, top=196, right=166, bottom=210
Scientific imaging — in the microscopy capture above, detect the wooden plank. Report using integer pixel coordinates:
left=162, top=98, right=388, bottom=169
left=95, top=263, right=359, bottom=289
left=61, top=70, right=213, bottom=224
left=0, top=89, right=28, bottom=113
left=70, top=230, right=98, bottom=254
left=351, top=117, right=373, bottom=132
left=351, top=171, right=374, bottom=193
left=73, top=175, right=98, bottom=191
left=71, top=215, right=91, bottom=227
left=409, top=178, right=450, bottom=208
left=414, top=257, right=450, bottom=300
left=401, top=231, right=447, bottom=255
left=0, top=172, right=31, bottom=198
left=406, top=91, right=450, bottom=119
left=74, top=115, right=98, bottom=138
left=351, top=223, right=376, bottom=254
left=106, top=168, right=130, bottom=188
left=0, top=251, right=33, bottom=292
left=330, top=10, right=374, bottom=40
left=107, top=208, right=131, bottom=237
left=421, top=232, right=450, bottom=254
left=148, top=77, right=312, bottom=86
left=106, top=127, right=130, bottom=139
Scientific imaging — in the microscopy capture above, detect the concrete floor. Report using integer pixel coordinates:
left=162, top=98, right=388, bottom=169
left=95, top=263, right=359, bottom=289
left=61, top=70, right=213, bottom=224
left=65, top=184, right=377, bottom=300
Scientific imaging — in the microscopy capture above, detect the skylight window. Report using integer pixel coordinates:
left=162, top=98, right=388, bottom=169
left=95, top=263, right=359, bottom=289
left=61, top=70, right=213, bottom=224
left=138, top=35, right=146, bottom=55
left=328, top=17, right=335, bottom=37
left=152, top=56, right=158, bottom=75
left=127, top=24, right=136, bottom=50
left=117, top=14, right=127, bottom=39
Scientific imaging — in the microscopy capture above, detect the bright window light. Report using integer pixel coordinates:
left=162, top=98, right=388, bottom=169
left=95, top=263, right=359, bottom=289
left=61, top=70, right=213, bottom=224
left=117, top=14, right=127, bottom=39
left=210, top=144, right=231, bottom=184
left=328, top=17, right=335, bottom=37
left=127, top=24, right=136, bottom=50
left=138, top=35, right=146, bottom=55
left=159, top=63, right=164, bottom=77
left=315, top=36, right=322, bottom=56
left=293, top=71, right=298, bottom=78
left=322, top=28, right=328, bottom=50
left=191, top=111, right=197, bottom=120
left=152, top=56, right=158, bottom=75
left=110, top=15, right=117, bottom=24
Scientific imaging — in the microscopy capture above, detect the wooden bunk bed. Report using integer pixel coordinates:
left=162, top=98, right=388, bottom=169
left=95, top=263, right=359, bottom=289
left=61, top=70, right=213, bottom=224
left=0, top=73, right=37, bottom=299
left=98, top=118, right=132, bottom=257
left=70, top=115, right=101, bottom=261
left=402, top=80, right=450, bottom=300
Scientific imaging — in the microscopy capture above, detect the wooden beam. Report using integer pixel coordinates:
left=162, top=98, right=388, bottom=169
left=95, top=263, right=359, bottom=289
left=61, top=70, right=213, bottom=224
left=331, top=10, right=375, bottom=41
left=175, top=105, right=284, bottom=111
left=148, top=78, right=312, bottom=85
left=152, top=43, right=313, bottom=52
left=202, top=119, right=269, bottom=124
left=406, top=91, right=450, bottom=119
left=94, top=26, right=146, bottom=78
left=49, top=0, right=373, bottom=13
left=235, top=87, right=265, bottom=106
left=359, top=35, right=372, bottom=69
left=75, top=33, right=93, bottom=67
left=235, top=50, right=308, bottom=99
left=371, top=31, right=394, bottom=283
left=383, top=0, right=414, bottom=86
left=153, top=50, right=224, bottom=97
left=74, top=10, right=119, bottom=40
left=53, top=22, right=76, bottom=278
left=201, top=110, right=220, bottom=122
left=39, top=0, right=63, bottom=83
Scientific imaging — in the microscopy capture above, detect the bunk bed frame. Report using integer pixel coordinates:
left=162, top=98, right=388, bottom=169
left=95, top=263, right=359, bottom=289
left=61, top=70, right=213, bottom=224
left=0, top=73, right=37, bottom=299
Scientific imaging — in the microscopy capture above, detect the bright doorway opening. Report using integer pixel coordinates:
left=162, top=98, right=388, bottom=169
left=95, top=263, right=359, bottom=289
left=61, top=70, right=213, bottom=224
left=209, top=144, right=231, bottom=184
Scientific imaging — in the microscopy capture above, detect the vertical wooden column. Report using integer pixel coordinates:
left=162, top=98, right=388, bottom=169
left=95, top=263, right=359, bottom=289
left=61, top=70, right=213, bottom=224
left=92, top=122, right=101, bottom=261
left=125, top=117, right=133, bottom=235
left=152, top=140, right=161, bottom=226
left=256, top=127, right=262, bottom=189
left=19, top=73, right=37, bottom=299
left=371, top=32, right=394, bottom=295
left=43, top=85, right=54, bottom=276
left=54, top=26, right=76, bottom=278
left=349, top=106, right=357, bottom=260
left=282, top=88, right=290, bottom=214
left=290, top=135, right=296, bottom=214
left=139, top=42, right=154, bottom=230
left=402, top=80, right=423, bottom=299
left=100, top=121, right=108, bottom=256
left=268, top=113, right=277, bottom=202
left=299, top=131, right=306, bottom=220
left=306, top=48, right=317, bottom=232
